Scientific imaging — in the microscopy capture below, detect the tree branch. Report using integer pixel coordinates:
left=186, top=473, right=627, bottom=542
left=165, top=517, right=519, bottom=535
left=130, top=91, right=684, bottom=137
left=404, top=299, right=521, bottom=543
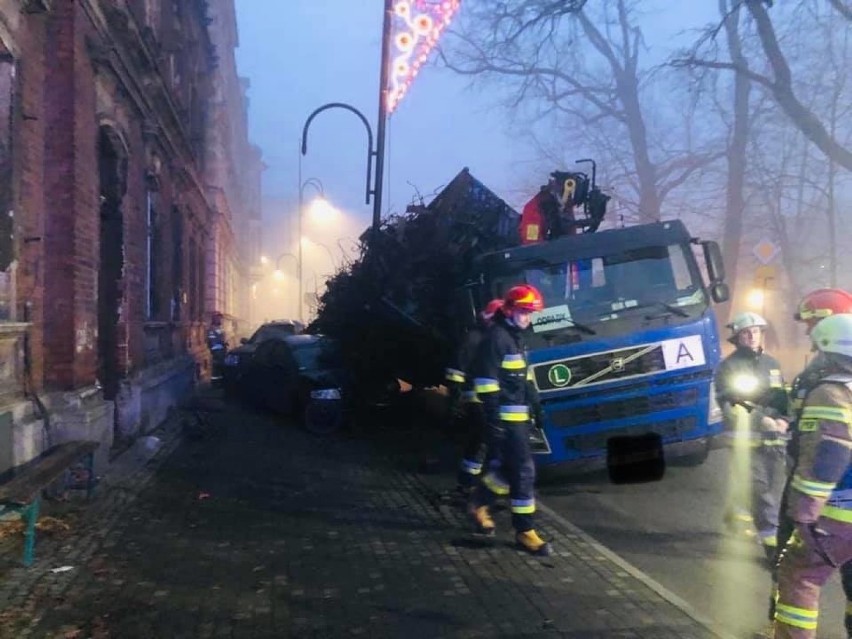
left=746, top=0, right=852, bottom=171
left=671, top=57, right=774, bottom=91
left=828, top=0, right=852, bottom=21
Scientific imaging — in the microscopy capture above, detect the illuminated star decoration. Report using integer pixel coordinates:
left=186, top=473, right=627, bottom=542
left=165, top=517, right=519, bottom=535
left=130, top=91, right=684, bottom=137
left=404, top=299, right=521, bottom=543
left=387, top=0, right=461, bottom=114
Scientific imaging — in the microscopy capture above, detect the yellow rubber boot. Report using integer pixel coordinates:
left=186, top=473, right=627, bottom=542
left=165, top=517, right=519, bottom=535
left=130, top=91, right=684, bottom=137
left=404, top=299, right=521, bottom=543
left=516, top=529, right=552, bottom=556
left=472, top=506, right=495, bottom=536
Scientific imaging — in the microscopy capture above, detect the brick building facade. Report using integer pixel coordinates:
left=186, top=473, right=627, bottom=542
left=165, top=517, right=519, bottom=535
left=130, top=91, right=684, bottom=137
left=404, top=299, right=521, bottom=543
left=0, top=0, right=261, bottom=473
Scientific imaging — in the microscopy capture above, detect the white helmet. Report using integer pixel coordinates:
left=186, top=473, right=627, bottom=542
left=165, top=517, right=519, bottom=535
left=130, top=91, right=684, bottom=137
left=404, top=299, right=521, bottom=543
left=728, top=311, right=767, bottom=334
left=810, top=313, right=852, bottom=359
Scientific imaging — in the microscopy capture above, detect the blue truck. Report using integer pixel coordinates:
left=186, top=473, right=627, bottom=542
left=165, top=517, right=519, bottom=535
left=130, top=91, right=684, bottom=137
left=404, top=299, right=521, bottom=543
left=469, top=218, right=730, bottom=471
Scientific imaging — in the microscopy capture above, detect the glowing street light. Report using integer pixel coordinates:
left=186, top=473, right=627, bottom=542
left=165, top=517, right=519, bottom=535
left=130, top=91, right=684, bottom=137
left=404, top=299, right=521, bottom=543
left=746, top=288, right=765, bottom=310
left=299, top=1, right=461, bottom=235
left=297, top=178, right=326, bottom=322
left=307, top=198, right=340, bottom=226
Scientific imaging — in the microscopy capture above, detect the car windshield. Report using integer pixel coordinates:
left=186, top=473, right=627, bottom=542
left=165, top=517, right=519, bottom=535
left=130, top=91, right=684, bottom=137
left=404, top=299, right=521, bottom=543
left=291, top=341, right=342, bottom=371
left=491, top=243, right=706, bottom=335
left=249, top=324, right=296, bottom=344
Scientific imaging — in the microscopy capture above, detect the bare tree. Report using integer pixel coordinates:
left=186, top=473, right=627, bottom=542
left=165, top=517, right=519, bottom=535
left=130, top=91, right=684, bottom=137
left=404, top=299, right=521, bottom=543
left=714, top=0, right=752, bottom=316
left=678, top=0, right=852, bottom=172
left=441, top=0, right=721, bottom=222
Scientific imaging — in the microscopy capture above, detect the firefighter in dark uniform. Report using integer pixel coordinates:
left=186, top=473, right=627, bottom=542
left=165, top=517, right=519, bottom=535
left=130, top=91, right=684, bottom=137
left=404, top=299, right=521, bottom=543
left=207, top=311, right=228, bottom=382
left=715, top=311, right=789, bottom=561
left=469, top=284, right=551, bottom=556
left=445, top=298, right=504, bottom=495
left=773, top=313, right=852, bottom=638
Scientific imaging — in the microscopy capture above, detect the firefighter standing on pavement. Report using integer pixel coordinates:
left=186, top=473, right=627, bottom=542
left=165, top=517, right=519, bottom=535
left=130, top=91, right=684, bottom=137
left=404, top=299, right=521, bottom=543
left=773, top=313, right=852, bottom=638
left=758, top=289, right=852, bottom=639
left=715, top=311, right=789, bottom=561
left=445, top=298, right=504, bottom=495
left=207, top=311, right=229, bottom=383
left=469, top=284, right=552, bottom=556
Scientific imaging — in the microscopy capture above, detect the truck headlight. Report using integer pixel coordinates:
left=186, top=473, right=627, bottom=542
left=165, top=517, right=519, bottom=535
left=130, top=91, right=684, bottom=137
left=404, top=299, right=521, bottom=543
left=311, top=388, right=341, bottom=400
left=708, top=381, right=723, bottom=424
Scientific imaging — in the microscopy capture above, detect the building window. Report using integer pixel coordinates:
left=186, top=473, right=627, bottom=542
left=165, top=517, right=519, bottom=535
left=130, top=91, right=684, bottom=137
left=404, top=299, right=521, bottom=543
left=145, top=189, right=162, bottom=320
left=144, top=0, right=160, bottom=30
left=0, top=57, right=15, bottom=321
left=189, top=237, right=201, bottom=321
left=171, top=206, right=182, bottom=321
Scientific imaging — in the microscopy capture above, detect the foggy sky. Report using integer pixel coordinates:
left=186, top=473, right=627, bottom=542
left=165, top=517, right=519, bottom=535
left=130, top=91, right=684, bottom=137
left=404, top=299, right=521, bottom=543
left=234, top=1, right=718, bottom=249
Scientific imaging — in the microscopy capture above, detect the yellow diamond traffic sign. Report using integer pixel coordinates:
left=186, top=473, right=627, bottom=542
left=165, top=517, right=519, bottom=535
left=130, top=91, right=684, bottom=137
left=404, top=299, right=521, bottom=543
left=753, top=239, right=779, bottom=265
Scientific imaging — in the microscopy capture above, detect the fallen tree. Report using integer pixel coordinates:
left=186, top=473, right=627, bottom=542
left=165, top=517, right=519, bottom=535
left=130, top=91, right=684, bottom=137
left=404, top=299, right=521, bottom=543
left=311, top=168, right=519, bottom=392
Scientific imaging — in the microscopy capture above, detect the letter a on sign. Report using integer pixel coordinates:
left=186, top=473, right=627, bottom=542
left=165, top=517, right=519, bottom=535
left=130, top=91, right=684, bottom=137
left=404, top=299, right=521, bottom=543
left=662, top=335, right=705, bottom=370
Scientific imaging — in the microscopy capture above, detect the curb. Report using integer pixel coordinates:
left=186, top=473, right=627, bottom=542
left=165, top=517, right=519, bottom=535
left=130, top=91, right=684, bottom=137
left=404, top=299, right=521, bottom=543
left=537, top=501, right=737, bottom=639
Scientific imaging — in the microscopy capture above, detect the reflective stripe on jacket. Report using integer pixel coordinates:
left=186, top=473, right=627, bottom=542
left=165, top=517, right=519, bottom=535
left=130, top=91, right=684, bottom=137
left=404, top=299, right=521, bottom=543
left=788, top=375, right=852, bottom=525
left=471, top=315, right=532, bottom=426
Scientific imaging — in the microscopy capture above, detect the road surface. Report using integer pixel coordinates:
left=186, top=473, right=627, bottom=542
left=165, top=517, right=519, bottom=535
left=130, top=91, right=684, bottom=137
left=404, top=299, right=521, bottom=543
left=539, top=448, right=846, bottom=638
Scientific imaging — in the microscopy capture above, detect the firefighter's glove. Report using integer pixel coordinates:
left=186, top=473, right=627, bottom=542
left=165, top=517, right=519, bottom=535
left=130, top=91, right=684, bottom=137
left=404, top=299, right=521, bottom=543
left=795, top=522, right=838, bottom=566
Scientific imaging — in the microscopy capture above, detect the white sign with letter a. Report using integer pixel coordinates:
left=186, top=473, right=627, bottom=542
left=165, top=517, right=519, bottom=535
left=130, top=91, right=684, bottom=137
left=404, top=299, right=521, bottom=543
left=661, top=335, right=705, bottom=370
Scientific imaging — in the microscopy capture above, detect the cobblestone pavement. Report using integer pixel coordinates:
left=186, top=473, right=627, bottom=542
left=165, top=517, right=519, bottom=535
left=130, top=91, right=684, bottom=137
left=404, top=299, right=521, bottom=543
left=0, top=392, right=731, bottom=638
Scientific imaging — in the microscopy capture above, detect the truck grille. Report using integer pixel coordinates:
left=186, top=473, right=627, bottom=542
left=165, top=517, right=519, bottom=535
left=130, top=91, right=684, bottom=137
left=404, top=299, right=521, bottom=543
left=550, top=388, right=699, bottom=429
left=533, top=343, right=666, bottom=392
left=563, top=417, right=697, bottom=453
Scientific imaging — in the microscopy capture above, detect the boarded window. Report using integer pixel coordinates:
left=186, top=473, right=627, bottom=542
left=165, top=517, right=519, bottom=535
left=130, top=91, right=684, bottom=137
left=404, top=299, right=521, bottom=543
left=0, top=58, right=15, bottom=320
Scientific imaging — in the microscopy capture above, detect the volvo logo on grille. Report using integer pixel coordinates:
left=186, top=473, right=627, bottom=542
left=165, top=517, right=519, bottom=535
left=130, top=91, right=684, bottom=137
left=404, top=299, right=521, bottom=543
left=548, top=364, right=572, bottom=387
left=610, top=357, right=625, bottom=372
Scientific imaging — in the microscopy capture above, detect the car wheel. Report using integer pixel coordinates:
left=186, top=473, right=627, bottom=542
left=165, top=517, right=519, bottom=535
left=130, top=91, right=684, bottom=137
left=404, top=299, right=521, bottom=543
left=304, top=399, right=344, bottom=436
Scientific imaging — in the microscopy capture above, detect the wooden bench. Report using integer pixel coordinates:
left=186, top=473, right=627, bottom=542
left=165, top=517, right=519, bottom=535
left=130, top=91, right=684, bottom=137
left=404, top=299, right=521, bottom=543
left=0, top=441, right=99, bottom=566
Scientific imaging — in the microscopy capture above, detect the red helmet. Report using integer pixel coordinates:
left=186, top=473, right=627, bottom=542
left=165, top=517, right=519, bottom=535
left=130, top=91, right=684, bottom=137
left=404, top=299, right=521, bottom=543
left=503, top=285, right=544, bottom=313
left=480, top=299, right=504, bottom=321
left=794, top=288, right=852, bottom=334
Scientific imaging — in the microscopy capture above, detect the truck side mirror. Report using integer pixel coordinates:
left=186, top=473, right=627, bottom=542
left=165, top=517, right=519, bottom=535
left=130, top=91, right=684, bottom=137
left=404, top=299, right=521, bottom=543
left=701, top=241, right=726, bottom=283
left=710, top=282, right=730, bottom=304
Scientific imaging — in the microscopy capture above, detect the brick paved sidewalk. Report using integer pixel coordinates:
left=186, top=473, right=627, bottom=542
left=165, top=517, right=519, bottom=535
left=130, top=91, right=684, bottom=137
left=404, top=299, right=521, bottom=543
left=0, top=393, right=730, bottom=639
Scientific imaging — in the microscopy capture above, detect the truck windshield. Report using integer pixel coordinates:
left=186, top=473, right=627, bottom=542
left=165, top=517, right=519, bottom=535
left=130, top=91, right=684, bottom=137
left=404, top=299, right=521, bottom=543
left=492, top=243, right=706, bottom=334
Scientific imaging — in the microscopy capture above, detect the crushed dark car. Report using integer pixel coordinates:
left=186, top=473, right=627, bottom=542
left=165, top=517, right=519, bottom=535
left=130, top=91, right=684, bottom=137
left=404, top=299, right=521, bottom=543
left=222, top=319, right=304, bottom=392
left=236, top=333, right=348, bottom=434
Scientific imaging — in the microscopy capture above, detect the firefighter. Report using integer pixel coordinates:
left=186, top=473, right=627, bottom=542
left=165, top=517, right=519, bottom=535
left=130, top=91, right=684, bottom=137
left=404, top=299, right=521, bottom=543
left=207, top=311, right=229, bottom=382
left=445, top=298, right=504, bottom=496
left=779, top=290, right=852, bottom=553
left=757, top=289, right=852, bottom=639
left=715, top=311, right=789, bottom=561
left=469, top=284, right=552, bottom=556
left=773, top=313, right=852, bottom=639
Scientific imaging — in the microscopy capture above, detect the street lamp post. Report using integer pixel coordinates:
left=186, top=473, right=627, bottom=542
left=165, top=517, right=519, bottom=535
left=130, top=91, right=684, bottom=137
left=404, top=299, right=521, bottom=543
left=273, top=252, right=299, bottom=318
left=297, top=176, right=325, bottom=323
left=301, top=103, right=378, bottom=228
left=303, top=237, right=338, bottom=271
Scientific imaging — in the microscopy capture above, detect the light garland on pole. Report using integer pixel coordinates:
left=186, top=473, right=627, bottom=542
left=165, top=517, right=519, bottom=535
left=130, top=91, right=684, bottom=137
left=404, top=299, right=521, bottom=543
left=387, top=0, right=461, bottom=114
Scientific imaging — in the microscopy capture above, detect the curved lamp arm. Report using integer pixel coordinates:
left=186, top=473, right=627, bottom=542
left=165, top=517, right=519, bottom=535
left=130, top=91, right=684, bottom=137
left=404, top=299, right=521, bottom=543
left=301, top=102, right=375, bottom=206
